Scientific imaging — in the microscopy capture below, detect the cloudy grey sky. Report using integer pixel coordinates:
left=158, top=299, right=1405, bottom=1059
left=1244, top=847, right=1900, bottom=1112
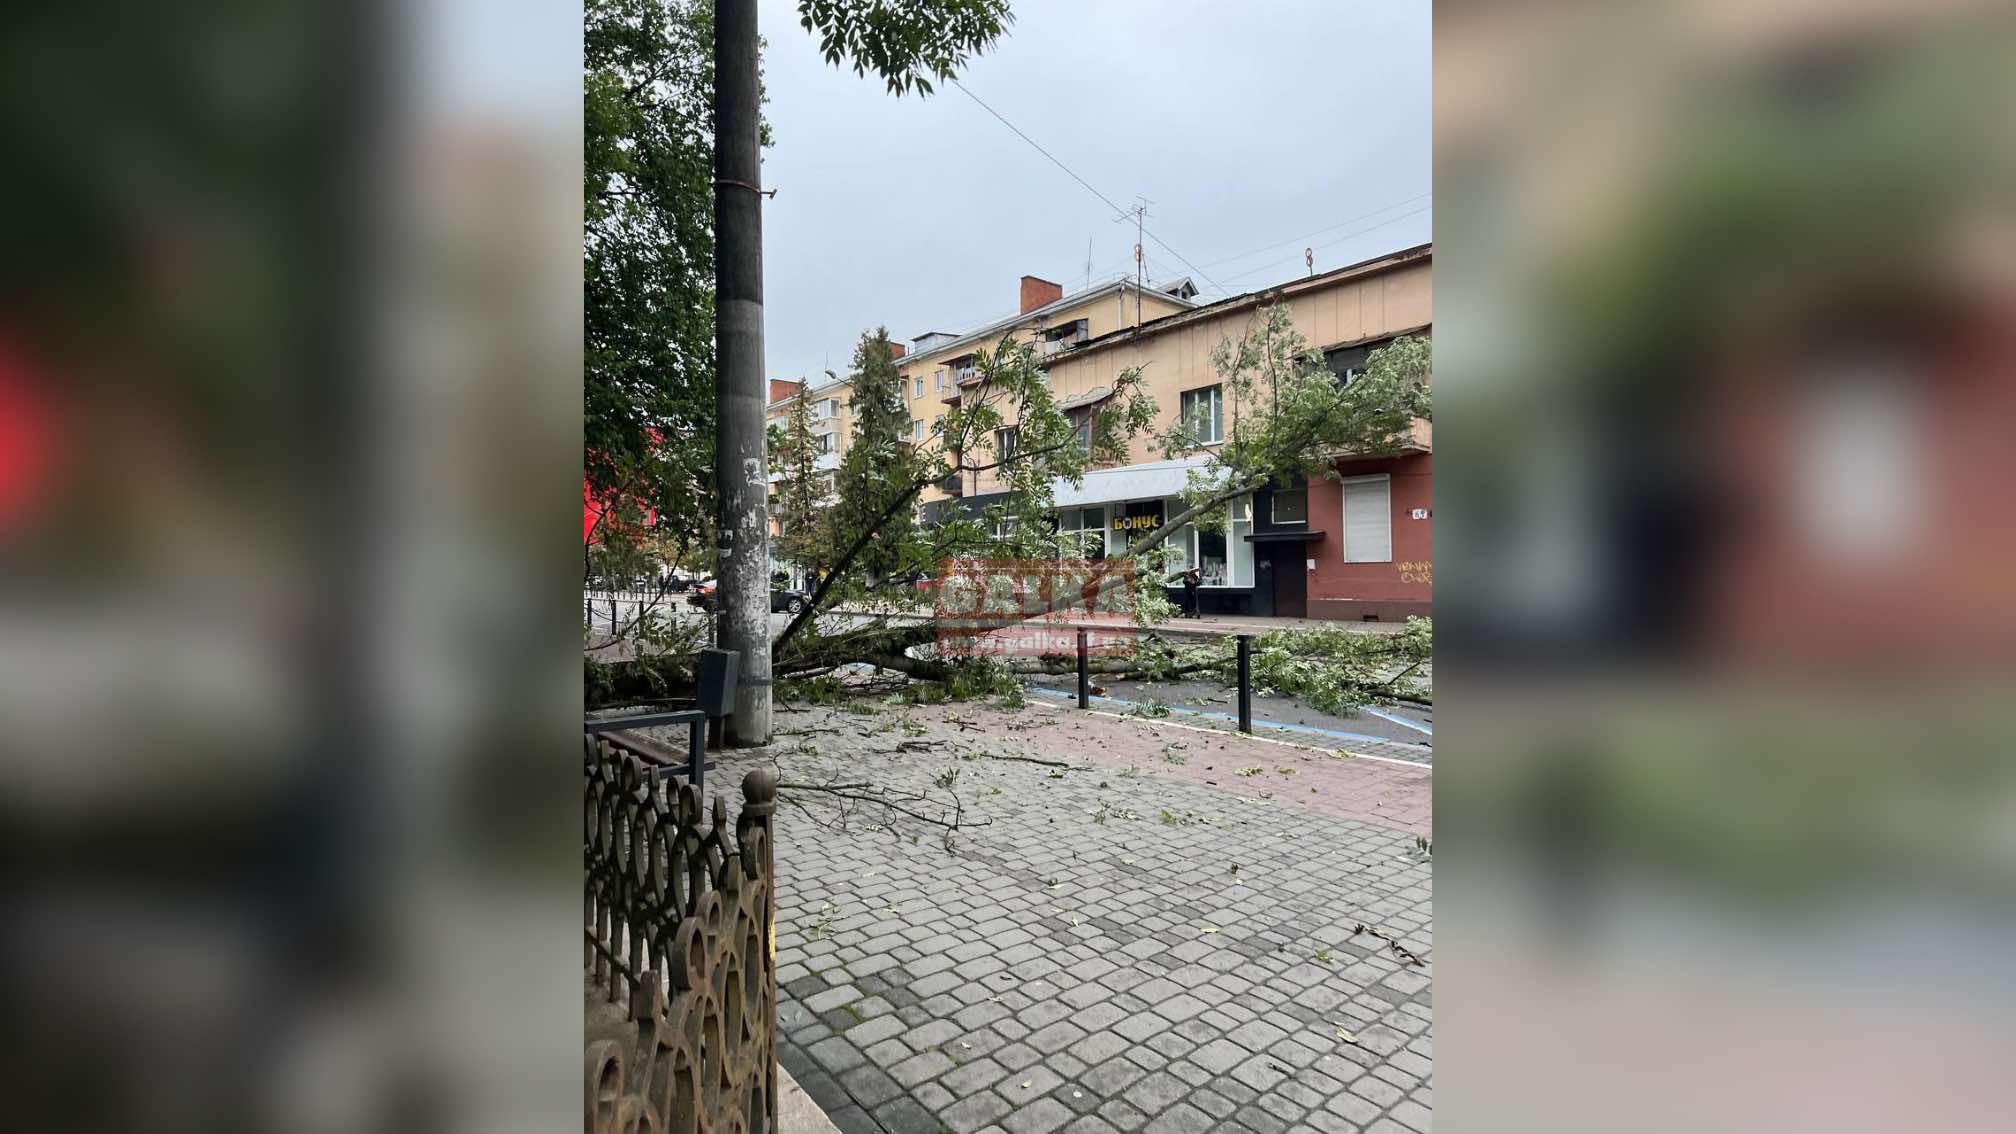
left=755, top=0, right=1430, bottom=382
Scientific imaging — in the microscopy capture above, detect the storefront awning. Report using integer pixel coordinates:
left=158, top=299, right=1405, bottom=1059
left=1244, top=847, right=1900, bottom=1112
left=1051, top=455, right=1214, bottom=508
left=1244, top=530, right=1326, bottom=543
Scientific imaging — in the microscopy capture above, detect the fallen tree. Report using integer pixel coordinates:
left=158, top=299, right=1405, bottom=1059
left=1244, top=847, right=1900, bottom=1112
left=586, top=308, right=1431, bottom=711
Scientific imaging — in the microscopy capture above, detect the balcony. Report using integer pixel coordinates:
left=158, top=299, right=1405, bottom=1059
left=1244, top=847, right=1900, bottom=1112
left=938, top=472, right=964, bottom=497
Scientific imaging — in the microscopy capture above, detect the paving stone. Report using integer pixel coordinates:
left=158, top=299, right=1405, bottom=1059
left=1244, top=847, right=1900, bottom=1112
left=911, top=971, right=964, bottom=998
left=941, top=1056, right=1010, bottom=1099
left=914, top=1081, right=956, bottom=1113
left=1026, top=1020, right=1087, bottom=1055
left=1065, top=1029, right=1130, bottom=1066
left=1389, top=1099, right=1433, bottom=1132
left=890, top=1049, right=955, bottom=1088
left=1190, top=1089, right=1236, bottom=1120
left=943, top=1090, right=1014, bottom=1133
left=994, top=1041, right=1041, bottom=1072
left=875, top=1095, right=946, bottom=1134
left=999, top=1064, right=1065, bottom=1101
left=846, top=1014, right=906, bottom=1047
left=1002, top=1098, right=1075, bottom=1134
left=1144, top=1102, right=1216, bottom=1134
left=739, top=704, right=1433, bottom=1134
left=825, top=1104, right=879, bottom=1134
left=806, top=985, right=863, bottom=1014
left=1097, top=1098, right=1150, bottom=1131
left=907, top=1018, right=963, bottom=1051
left=838, top=1065, right=904, bottom=1110
left=1121, top=1070, right=1189, bottom=1116
left=810, top=1035, right=868, bottom=1074
left=1112, top=1013, right=1170, bottom=1043
left=863, top=1037, right=912, bottom=1068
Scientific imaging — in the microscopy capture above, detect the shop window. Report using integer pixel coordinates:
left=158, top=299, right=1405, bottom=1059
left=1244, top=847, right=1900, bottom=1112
left=1197, top=528, right=1228, bottom=586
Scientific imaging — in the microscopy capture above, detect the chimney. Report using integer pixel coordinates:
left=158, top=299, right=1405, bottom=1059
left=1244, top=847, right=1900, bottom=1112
left=889, top=341, right=907, bottom=360
left=1019, top=275, right=1064, bottom=314
left=768, top=378, right=803, bottom=404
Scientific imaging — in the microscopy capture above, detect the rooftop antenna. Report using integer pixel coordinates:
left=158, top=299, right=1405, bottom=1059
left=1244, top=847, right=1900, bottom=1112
left=1306, top=247, right=1315, bottom=277
left=1114, top=197, right=1151, bottom=328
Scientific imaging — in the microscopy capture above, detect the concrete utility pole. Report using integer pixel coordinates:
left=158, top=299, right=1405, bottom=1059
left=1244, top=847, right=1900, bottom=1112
left=712, top=0, right=771, bottom=745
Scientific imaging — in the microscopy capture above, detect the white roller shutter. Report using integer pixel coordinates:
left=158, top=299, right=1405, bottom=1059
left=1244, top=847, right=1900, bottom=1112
left=1341, top=476, right=1392, bottom=563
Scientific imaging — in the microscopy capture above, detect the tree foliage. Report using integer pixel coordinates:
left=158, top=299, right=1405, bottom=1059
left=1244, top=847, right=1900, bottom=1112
left=797, top=0, right=1014, bottom=95
left=585, top=0, right=717, bottom=566
left=830, top=329, right=916, bottom=583
left=768, top=383, right=829, bottom=576
left=1170, top=306, right=1432, bottom=532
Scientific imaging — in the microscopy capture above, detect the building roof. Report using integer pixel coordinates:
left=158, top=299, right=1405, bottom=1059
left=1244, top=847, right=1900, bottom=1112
left=902, top=276, right=1200, bottom=369
left=766, top=374, right=850, bottom=413
left=1063, top=243, right=1432, bottom=361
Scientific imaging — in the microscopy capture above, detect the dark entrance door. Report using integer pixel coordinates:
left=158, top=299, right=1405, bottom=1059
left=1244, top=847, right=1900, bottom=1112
left=1269, top=544, right=1307, bottom=618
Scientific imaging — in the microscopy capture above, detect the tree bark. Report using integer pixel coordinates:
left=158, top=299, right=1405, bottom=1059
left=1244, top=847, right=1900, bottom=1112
left=712, top=0, right=771, bottom=745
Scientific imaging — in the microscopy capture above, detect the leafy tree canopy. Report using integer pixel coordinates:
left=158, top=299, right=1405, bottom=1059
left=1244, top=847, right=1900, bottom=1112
left=798, top=0, right=1014, bottom=95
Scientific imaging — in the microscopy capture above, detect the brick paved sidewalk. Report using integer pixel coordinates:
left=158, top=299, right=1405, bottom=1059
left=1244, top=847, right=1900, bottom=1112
left=706, top=700, right=1433, bottom=1134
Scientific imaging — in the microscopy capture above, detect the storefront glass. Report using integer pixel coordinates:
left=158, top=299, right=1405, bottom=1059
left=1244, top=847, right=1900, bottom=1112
left=1230, top=495, right=1254, bottom=586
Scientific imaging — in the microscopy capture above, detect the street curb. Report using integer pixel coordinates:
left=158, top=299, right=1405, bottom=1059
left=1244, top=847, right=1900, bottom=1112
left=777, top=1064, right=840, bottom=1134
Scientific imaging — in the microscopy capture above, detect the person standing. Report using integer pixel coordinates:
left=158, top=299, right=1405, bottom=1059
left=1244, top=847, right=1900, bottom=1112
left=1181, top=565, right=1202, bottom=619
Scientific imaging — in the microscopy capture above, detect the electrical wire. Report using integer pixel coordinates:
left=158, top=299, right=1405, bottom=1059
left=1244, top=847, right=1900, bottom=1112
left=950, top=78, right=1225, bottom=295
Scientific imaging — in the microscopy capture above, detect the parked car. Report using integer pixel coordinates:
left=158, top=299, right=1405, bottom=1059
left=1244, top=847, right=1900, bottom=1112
left=686, top=581, right=806, bottom=615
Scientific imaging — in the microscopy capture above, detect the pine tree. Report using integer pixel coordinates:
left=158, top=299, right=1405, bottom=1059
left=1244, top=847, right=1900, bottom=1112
left=831, top=328, right=916, bottom=584
left=770, top=383, right=829, bottom=582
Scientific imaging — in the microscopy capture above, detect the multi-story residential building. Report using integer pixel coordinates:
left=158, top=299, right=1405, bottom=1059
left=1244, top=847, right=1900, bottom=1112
left=763, top=276, right=1196, bottom=545
left=933, top=244, right=1433, bottom=621
left=892, top=275, right=1198, bottom=467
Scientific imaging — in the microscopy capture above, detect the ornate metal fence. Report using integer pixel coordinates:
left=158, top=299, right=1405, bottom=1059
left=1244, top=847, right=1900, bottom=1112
left=585, top=738, right=778, bottom=1134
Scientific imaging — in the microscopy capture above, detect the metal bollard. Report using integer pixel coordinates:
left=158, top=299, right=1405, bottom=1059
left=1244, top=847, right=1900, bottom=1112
left=1077, top=628, right=1090, bottom=709
left=687, top=717, right=706, bottom=794
left=1236, top=634, right=1253, bottom=734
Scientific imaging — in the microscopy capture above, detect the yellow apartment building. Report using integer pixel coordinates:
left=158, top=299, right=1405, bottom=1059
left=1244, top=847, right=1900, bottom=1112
left=932, top=244, right=1433, bottom=620
left=764, top=273, right=1199, bottom=546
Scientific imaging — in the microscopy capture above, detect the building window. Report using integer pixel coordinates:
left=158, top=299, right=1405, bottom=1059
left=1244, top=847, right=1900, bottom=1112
left=1272, top=487, right=1307, bottom=524
left=820, top=398, right=840, bottom=419
left=913, top=376, right=925, bottom=399
left=1340, top=475, right=1392, bottom=562
left=996, top=426, right=1019, bottom=462
left=1323, top=338, right=1392, bottom=385
left=934, top=369, right=947, bottom=390
left=1054, top=506, right=1106, bottom=561
left=815, top=433, right=834, bottom=454
left=911, top=419, right=926, bottom=441
left=1180, top=385, right=1224, bottom=444
left=1066, top=408, right=1092, bottom=454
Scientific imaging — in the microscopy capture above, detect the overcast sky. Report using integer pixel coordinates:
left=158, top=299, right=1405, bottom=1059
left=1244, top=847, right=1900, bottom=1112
left=755, top=0, right=1430, bottom=382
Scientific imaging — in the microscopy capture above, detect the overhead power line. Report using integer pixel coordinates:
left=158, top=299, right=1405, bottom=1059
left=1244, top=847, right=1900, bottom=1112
left=949, top=78, right=1224, bottom=295
left=1199, top=204, right=1434, bottom=294
left=1192, top=192, right=1433, bottom=272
